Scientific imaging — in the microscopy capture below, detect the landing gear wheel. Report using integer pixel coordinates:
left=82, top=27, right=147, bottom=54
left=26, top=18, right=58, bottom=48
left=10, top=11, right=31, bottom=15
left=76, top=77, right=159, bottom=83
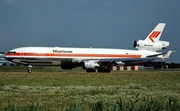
left=86, top=69, right=96, bottom=73
left=28, top=65, right=32, bottom=73
left=105, top=69, right=111, bottom=73
left=98, top=69, right=111, bottom=73
left=28, top=69, right=32, bottom=73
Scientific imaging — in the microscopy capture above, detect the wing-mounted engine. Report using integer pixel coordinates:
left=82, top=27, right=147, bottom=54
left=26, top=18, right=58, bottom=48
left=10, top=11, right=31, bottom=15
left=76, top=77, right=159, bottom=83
left=83, top=61, right=100, bottom=69
left=133, top=40, right=169, bottom=51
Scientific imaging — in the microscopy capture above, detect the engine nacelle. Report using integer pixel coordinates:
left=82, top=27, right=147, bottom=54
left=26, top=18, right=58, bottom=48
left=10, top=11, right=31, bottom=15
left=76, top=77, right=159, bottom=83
left=116, top=61, right=125, bottom=65
left=83, top=61, right=100, bottom=69
left=160, top=41, right=169, bottom=49
left=133, top=40, right=169, bottom=51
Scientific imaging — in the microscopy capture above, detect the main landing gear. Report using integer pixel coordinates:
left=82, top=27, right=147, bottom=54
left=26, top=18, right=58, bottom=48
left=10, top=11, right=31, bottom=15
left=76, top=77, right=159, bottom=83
left=28, top=65, right=32, bottom=73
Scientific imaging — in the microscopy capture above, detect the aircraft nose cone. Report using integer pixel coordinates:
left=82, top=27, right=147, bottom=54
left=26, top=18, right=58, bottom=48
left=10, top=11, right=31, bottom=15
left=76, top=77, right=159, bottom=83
left=4, top=53, right=11, bottom=61
left=4, top=54, right=8, bottom=60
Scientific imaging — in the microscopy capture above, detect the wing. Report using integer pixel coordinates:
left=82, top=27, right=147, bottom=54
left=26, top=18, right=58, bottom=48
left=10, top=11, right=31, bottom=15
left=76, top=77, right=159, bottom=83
left=98, top=58, right=157, bottom=66
left=98, top=51, right=173, bottom=65
left=80, top=51, right=173, bottom=66
left=80, top=58, right=157, bottom=67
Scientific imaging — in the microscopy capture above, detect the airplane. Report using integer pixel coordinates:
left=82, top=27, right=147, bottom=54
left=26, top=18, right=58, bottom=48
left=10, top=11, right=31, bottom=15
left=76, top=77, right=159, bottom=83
left=4, top=23, right=172, bottom=73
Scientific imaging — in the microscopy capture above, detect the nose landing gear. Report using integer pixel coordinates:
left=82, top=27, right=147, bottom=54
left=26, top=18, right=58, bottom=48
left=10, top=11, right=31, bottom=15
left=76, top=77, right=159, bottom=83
left=28, top=65, right=32, bottom=73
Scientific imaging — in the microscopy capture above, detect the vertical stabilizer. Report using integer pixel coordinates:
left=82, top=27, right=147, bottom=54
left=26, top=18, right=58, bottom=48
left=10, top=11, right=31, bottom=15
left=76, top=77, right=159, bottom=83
left=145, top=23, right=166, bottom=43
left=133, top=23, right=169, bottom=51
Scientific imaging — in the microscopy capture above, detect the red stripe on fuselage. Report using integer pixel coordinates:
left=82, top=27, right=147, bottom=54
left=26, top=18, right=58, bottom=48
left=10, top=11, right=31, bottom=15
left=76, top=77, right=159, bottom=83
left=6, top=52, right=142, bottom=58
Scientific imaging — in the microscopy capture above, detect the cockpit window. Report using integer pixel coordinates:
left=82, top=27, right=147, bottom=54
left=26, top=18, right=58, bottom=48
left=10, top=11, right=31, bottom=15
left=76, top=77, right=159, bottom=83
left=9, top=51, right=16, bottom=54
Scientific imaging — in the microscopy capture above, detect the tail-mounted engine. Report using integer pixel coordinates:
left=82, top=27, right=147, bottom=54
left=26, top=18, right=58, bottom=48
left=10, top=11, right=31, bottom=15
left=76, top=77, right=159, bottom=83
left=133, top=40, right=169, bottom=51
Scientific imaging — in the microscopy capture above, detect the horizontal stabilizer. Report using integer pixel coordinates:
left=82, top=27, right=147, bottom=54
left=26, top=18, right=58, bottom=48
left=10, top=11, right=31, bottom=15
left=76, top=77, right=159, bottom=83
left=146, top=51, right=174, bottom=59
left=163, top=51, right=175, bottom=58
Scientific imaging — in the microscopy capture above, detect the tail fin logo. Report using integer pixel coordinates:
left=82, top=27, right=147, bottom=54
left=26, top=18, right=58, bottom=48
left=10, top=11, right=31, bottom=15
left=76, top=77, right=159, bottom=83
left=148, top=31, right=161, bottom=42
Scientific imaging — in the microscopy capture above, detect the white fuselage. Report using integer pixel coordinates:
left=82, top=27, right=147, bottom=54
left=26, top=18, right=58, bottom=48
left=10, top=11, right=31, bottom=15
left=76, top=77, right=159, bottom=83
left=5, top=46, right=158, bottom=65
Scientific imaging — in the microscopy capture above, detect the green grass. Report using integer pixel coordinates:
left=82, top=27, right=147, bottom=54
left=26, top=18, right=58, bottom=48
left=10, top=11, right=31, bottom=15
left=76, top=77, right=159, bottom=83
left=0, top=66, right=85, bottom=73
left=3, top=96, right=180, bottom=111
left=0, top=66, right=180, bottom=110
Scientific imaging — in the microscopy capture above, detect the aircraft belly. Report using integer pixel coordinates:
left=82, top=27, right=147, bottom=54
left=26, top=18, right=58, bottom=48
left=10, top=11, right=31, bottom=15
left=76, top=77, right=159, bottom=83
left=11, top=58, right=73, bottom=66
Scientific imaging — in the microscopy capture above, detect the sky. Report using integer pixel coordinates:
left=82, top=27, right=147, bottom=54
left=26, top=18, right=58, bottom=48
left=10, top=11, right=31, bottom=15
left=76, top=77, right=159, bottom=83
left=0, top=0, right=179, bottom=63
